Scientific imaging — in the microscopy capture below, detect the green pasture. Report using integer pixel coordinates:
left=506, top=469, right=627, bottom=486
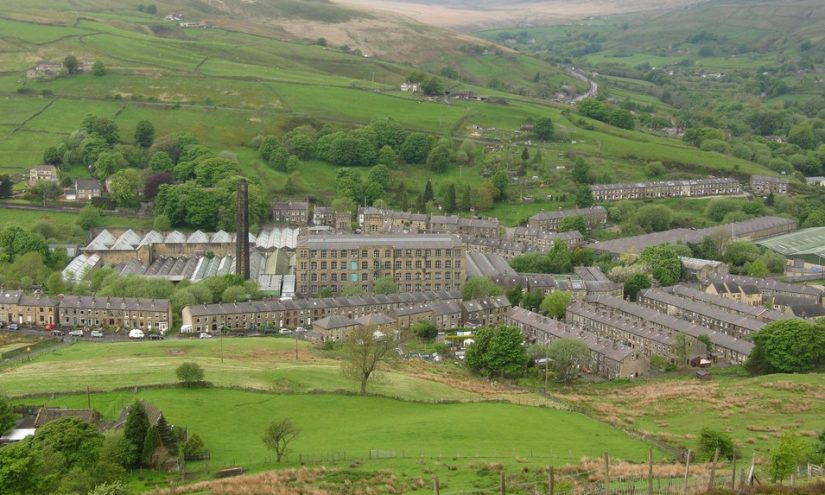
left=0, top=338, right=476, bottom=400
left=26, top=388, right=662, bottom=472
left=0, top=17, right=92, bottom=44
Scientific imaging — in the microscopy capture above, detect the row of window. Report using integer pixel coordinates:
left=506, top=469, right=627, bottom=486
left=302, top=271, right=461, bottom=283
left=308, top=283, right=454, bottom=294
left=303, top=260, right=461, bottom=271
left=304, top=248, right=460, bottom=259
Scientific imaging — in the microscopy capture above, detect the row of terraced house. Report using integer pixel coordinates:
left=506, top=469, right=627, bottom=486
left=181, top=291, right=512, bottom=341
left=0, top=291, right=171, bottom=331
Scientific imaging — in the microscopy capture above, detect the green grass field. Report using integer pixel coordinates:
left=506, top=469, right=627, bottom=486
left=1, top=335, right=665, bottom=492
left=0, top=338, right=480, bottom=401
left=31, top=389, right=658, bottom=468
left=564, top=368, right=825, bottom=457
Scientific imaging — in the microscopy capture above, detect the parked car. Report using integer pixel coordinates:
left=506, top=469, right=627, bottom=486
left=294, top=326, right=307, bottom=333
left=52, top=329, right=65, bottom=336
left=8, top=323, right=19, bottom=331
left=147, top=333, right=164, bottom=340
left=198, top=332, right=212, bottom=339
left=69, top=329, right=84, bottom=337
left=128, top=329, right=145, bottom=339
left=90, top=330, right=104, bottom=338
left=45, top=323, right=56, bottom=331
left=278, top=328, right=293, bottom=335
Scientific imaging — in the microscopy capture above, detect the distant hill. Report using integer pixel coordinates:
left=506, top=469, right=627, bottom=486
left=606, top=0, right=825, bottom=51
left=334, top=0, right=709, bottom=30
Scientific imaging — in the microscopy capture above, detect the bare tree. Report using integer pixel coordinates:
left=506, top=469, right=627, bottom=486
left=262, top=418, right=300, bottom=462
left=342, top=325, right=397, bottom=395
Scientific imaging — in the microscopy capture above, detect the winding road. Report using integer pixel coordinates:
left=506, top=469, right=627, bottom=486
left=568, top=67, right=598, bottom=102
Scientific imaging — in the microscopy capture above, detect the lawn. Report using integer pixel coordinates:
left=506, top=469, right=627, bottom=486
left=562, top=368, right=825, bottom=456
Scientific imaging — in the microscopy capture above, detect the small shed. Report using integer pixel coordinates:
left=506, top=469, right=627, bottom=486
left=694, top=369, right=712, bottom=381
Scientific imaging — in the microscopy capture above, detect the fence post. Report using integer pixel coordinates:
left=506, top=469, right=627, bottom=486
left=647, top=447, right=653, bottom=495
left=500, top=470, right=506, bottom=495
left=731, top=456, right=736, bottom=490
left=433, top=475, right=440, bottom=495
left=708, top=448, right=720, bottom=492
left=604, top=452, right=610, bottom=495
left=547, top=466, right=555, bottom=495
left=682, top=449, right=691, bottom=495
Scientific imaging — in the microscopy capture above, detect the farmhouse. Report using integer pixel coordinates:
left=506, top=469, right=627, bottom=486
left=28, top=165, right=58, bottom=185
left=66, top=179, right=102, bottom=201
left=25, top=61, right=64, bottom=80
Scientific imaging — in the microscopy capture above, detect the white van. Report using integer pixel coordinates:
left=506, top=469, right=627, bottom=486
left=128, top=329, right=145, bottom=339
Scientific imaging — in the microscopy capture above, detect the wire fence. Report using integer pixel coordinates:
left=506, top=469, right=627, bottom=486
left=182, top=449, right=824, bottom=495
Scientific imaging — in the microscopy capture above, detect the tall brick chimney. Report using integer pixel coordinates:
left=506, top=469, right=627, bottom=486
left=236, top=178, right=250, bottom=280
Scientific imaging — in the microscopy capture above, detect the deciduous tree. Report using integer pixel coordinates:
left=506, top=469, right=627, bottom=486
left=134, top=120, right=155, bottom=148
left=373, top=276, right=399, bottom=295
left=540, top=290, right=572, bottom=319
left=342, top=325, right=396, bottom=394
left=546, top=338, right=590, bottom=385
left=465, top=326, right=529, bottom=378
left=262, top=418, right=300, bottom=462
left=746, top=319, right=825, bottom=374
left=412, top=320, right=438, bottom=341
left=462, top=276, right=503, bottom=300
left=64, top=55, right=79, bottom=74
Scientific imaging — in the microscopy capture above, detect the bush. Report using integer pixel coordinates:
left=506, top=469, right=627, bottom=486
left=699, top=428, right=738, bottom=460
left=175, top=362, right=205, bottom=387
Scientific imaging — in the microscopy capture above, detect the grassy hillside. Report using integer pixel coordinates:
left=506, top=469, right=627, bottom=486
left=563, top=368, right=825, bottom=458
left=2, top=336, right=665, bottom=492
left=27, top=388, right=662, bottom=493
left=0, top=338, right=486, bottom=400
left=0, top=0, right=783, bottom=232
